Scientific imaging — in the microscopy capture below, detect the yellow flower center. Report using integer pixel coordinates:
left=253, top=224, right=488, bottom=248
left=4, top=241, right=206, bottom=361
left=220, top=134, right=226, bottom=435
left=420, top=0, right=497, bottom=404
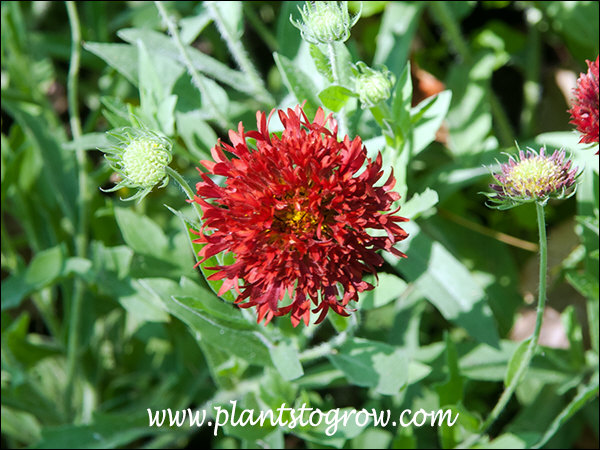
left=504, top=156, right=562, bottom=196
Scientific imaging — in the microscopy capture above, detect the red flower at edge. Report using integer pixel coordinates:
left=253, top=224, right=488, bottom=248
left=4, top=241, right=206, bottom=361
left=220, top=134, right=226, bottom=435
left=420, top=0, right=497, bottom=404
left=569, top=56, right=599, bottom=149
left=192, top=105, right=409, bottom=326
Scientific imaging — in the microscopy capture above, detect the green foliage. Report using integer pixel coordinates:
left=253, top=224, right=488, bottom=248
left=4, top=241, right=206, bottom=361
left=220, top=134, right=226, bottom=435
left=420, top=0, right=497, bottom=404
left=1, top=1, right=598, bottom=449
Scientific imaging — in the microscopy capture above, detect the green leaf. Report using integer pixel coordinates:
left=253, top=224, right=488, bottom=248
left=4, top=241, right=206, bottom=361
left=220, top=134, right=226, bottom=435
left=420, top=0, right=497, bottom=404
left=318, top=85, right=356, bottom=112
left=2, top=102, right=77, bottom=226
left=274, top=52, right=321, bottom=119
left=410, top=90, right=452, bottom=155
left=114, top=207, right=169, bottom=259
left=179, top=5, right=212, bottom=44
left=167, top=296, right=271, bottom=365
left=561, top=306, right=586, bottom=368
left=309, top=44, right=333, bottom=82
left=359, top=273, right=407, bottom=310
left=446, top=51, right=499, bottom=155
left=1, top=246, right=92, bottom=311
left=209, top=1, right=243, bottom=39
left=373, top=2, right=423, bottom=76
left=0, top=405, right=41, bottom=446
left=33, top=412, right=157, bottom=449
left=386, top=222, right=500, bottom=348
left=269, top=340, right=304, bottom=381
left=505, top=338, right=530, bottom=387
left=63, top=132, right=111, bottom=152
left=391, top=61, right=412, bottom=142
left=327, top=338, right=408, bottom=395
left=565, top=271, right=599, bottom=301
left=400, top=188, right=439, bottom=219
left=435, top=333, right=464, bottom=406
left=84, top=42, right=138, bottom=86
left=175, top=111, right=217, bottom=159
left=117, top=28, right=252, bottom=96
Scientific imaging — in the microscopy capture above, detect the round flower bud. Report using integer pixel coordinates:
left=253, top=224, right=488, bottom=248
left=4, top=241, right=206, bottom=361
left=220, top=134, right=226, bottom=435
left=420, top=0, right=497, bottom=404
left=122, top=137, right=171, bottom=188
left=100, top=127, right=173, bottom=202
left=291, top=1, right=360, bottom=45
left=353, top=62, right=396, bottom=108
left=486, top=147, right=579, bottom=209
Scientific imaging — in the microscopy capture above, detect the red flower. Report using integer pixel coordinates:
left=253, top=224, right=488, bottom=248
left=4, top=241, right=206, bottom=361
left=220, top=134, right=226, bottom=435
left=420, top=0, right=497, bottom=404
left=192, top=105, right=409, bottom=326
left=569, top=56, right=599, bottom=149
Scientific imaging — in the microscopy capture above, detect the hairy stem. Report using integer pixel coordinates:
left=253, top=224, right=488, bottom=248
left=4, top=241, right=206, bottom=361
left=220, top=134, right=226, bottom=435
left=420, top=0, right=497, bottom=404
left=327, top=42, right=348, bottom=138
left=155, top=1, right=230, bottom=130
left=207, top=1, right=274, bottom=105
left=459, top=202, right=548, bottom=448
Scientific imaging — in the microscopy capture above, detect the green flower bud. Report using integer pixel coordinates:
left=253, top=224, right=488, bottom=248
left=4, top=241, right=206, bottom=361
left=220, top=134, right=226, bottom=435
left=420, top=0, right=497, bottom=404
left=353, top=61, right=396, bottom=109
left=291, top=1, right=361, bottom=45
left=122, top=137, right=171, bottom=188
left=100, top=127, right=172, bottom=202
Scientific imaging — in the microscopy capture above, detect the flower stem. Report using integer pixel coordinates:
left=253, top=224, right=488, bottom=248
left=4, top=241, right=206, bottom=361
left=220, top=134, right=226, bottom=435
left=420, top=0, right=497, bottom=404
left=459, top=202, right=548, bottom=448
left=65, top=0, right=88, bottom=419
left=207, top=1, right=274, bottom=105
left=166, top=167, right=203, bottom=223
left=327, top=42, right=348, bottom=138
left=155, top=1, right=231, bottom=130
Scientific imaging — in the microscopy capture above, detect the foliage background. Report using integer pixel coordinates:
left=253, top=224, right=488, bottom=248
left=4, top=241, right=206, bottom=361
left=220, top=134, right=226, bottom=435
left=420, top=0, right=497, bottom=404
left=1, top=1, right=599, bottom=448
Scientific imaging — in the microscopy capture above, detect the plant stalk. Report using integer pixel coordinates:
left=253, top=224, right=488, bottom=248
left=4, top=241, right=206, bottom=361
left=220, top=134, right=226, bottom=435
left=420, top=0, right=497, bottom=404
left=327, top=42, right=348, bottom=138
left=458, top=202, right=548, bottom=448
left=65, top=0, right=88, bottom=419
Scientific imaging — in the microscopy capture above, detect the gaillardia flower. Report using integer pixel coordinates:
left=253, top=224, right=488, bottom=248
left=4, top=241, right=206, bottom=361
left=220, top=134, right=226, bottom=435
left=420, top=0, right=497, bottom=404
left=101, top=127, right=172, bottom=202
left=193, top=105, right=408, bottom=326
left=486, top=147, right=579, bottom=209
left=569, top=56, right=599, bottom=149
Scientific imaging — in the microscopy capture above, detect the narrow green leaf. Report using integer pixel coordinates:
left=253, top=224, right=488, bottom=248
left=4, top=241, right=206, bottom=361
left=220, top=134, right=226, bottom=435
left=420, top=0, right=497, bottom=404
left=309, top=44, right=333, bottom=82
left=410, top=90, right=452, bottom=155
left=374, top=2, right=423, bottom=76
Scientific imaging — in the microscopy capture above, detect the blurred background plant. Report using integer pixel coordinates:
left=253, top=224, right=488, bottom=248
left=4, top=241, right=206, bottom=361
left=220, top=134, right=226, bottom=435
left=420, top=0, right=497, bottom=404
left=1, top=1, right=598, bottom=448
